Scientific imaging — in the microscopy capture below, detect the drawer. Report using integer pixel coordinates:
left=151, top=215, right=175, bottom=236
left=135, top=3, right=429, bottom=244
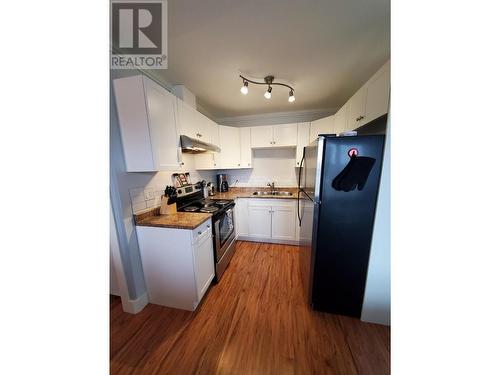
left=191, top=219, right=212, bottom=244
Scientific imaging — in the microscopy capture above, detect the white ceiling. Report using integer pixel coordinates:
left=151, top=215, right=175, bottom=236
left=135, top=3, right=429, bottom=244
left=148, top=0, right=390, bottom=119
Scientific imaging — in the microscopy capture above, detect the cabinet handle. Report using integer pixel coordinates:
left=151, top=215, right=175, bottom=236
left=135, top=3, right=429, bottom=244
left=359, top=116, right=365, bottom=120
left=198, top=231, right=202, bottom=235
left=238, top=163, right=240, bottom=166
left=248, top=163, right=250, bottom=166
left=270, top=141, right=273, bottom=144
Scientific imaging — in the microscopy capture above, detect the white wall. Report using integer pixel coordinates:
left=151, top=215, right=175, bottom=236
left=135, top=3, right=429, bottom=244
left=217, top=147, right=299, bottom=188
left=361, top=115, right=391, bottom=325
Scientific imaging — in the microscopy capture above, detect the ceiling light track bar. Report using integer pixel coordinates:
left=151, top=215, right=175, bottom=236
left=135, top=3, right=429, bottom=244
left=239, top=75, right=294, bottom=91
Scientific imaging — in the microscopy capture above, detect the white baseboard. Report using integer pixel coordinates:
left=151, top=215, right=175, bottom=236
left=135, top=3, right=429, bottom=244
left=120, top=292, right=149, bottom=314
left=237, top=236, right=299, bottom=246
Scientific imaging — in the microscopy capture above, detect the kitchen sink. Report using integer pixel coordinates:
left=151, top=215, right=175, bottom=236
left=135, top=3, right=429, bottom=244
left=252, top=191, right=293, bottom=196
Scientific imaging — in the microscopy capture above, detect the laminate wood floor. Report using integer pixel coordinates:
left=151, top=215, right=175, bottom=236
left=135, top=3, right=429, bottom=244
left=110, top=241, right=390, bottom=375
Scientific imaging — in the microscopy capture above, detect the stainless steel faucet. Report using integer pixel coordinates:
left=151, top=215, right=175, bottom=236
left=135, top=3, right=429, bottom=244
left=267, top=181, right=276, bottom=193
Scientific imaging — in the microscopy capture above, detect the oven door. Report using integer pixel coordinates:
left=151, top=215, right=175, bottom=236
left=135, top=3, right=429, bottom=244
left=214, top=206, right=235, bottom=261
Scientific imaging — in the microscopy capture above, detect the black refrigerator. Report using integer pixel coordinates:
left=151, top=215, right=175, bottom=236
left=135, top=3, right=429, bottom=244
left=297, top=134, right=385, bottom=318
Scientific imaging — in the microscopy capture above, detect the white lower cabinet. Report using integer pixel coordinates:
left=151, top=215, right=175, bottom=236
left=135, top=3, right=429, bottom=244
left=235, top=198, right=249, bottom=238
left=271, top=204, right=296, bottom=240
left=247, top=204, right=273, bottom=239
left=136, top=219, right=214, bottom=311
left=237, top=198, right=297, bottom=243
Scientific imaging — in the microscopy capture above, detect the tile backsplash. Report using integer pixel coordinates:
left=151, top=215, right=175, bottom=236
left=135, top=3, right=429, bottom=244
left=129, top=186, right=165, bottom=213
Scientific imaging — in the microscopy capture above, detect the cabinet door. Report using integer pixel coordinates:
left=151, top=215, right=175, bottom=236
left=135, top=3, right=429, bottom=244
left=310, top=115, right=334, bottom=143
left=197, top=113, right=212, bottom=143
left=364, top=62, right=390, bottom=125
left=271, top=203, right=296, bottom=241
left=346, top=84, right=368, bottom=131
left=193, top=227, right=215, bottom=301
left=296, top=122, right=310, bottom=167
left=251, top=126, right=274, bottom=148
left=113, top=76, right=155, bottom=171
left=194, top=153, right=216, bottom=170
left=209, top=120, right=220, bottom=146
left=247, top=204, right=272, bottom=238
left=273, top=123, right=297, bottom=147
left=235, top=198, right=249, bottom=237
left=239, top=127, right=252, bottom=168
left=144, top=78, right=182, bottom=169
left=333, top=103, right=348, bottom=134
left=176, top=99, right=200, bottom=139
left=219, top=125, right=241, bottom=168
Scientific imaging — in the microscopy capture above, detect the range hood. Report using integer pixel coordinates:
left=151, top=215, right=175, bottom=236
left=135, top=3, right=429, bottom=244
left=180, top=135, right=221, bottom=153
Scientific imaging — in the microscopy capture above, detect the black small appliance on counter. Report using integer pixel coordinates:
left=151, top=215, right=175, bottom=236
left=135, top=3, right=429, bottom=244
left=216, top=174, right=229, bottom=192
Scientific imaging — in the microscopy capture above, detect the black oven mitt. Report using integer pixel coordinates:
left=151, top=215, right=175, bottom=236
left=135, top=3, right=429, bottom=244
left=332, top=155, right=376, bottom=192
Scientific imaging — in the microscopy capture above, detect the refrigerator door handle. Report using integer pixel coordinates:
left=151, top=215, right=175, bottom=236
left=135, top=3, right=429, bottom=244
left=298, top=153, right=305, bottom=191
left=297, top=154, right=305, bottom=226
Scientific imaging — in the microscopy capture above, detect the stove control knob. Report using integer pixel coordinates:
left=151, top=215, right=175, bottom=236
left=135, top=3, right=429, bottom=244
left=178, top=189, right=182, bottom=194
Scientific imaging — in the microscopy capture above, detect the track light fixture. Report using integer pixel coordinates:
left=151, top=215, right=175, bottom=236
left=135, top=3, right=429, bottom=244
left=239, top=74, right=295, bottom=102
left=264, top=86, right=272, bottom=99
left=240, top=80, right=249, bottom=95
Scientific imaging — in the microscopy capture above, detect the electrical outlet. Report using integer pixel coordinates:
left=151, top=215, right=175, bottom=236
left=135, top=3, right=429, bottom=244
left=144, top=188, right=155, bottom=201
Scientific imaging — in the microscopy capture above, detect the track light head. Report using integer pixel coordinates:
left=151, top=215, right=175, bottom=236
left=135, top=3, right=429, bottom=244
left=240, top=80, right=249, bottom=95
left=264, top=86, right=272, bottom=99
left=288, top=90, right=295, bottom=102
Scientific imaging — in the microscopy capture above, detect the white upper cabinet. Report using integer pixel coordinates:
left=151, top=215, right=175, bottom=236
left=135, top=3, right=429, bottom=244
left=296, top=122, right=310, bottom=167
left=333, top=103, right=348, bottom=134
left=273, top=123, right=298, bottom=147
left=219, top=125, right=241, bottom=168
left=239, top=127, right=252, bottom=168
left=251, top=123, right=297, bottom=148
left=193, top=118, right=222, bottom=170
left=364, top=62, right=390, bottom=125
left=176, top=99, right=212, bottom=143
left=194, top=152, right=217, bottom=170
left=250, top=126, right=274, bottom=147
left=113, top=75, right=181, bottom=172
left=345, top=61, right=390, bottom=131
left=208, top=119, right=220, bottom=146
left=310, top=115, right=334, bottom=143
left=346, top=84, right=368, bottom=130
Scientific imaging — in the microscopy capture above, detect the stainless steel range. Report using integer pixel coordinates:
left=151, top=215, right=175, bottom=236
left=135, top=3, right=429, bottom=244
left=176, top=183, right=236, bottom=282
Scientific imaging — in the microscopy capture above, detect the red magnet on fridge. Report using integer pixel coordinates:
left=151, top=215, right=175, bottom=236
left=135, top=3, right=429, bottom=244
left=348, top=148, right=359, bottom=157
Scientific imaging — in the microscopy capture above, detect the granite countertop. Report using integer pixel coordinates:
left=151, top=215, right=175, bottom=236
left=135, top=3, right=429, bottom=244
left=210, top=187, right=299, bottom=200
left=133, top=187, right=297, bottom=229
left=134, top=206, right=212, bottom=230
